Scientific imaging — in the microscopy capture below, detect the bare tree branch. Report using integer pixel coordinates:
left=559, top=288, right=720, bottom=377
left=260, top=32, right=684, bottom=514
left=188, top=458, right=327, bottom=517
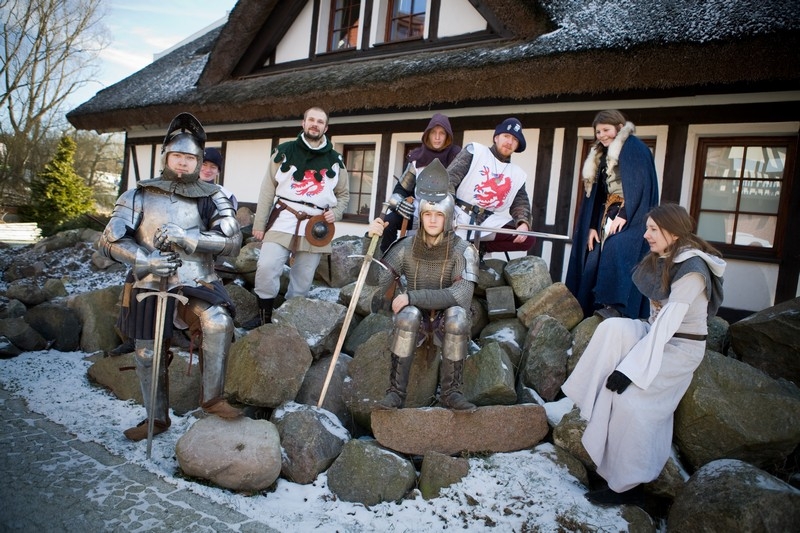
left=0, top=0, right=109, bottom=198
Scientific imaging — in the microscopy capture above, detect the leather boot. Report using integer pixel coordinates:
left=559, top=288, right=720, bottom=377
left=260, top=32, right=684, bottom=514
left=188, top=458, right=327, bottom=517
left=201, top=397, right=243, bottom=419
left=375, top=354, right=413, bottom=410
left=258, top=298, right=274, bottom=325
left=439, top=358, right=477, bottom=411
left=123, top=417, right=171, bottom=442
left=242, top=298, right=274, bottom=329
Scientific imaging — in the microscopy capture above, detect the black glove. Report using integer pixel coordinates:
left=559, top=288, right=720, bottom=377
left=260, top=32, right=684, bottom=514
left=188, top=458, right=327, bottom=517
left=605, top=370, right=632, bottom=394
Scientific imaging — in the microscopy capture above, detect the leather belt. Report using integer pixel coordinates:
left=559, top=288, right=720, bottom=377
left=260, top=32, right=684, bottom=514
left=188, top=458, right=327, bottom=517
left=277, top=196, right=322, bottom=211
left=455, top=198, right=494, bottom=218
left=673, top=332, right=707, bottom=341
left=455, top=199, right=494, bottom=246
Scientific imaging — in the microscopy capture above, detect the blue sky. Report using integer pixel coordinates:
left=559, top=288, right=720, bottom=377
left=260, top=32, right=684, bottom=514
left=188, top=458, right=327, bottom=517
left=69, top=0, right=237, bottom=110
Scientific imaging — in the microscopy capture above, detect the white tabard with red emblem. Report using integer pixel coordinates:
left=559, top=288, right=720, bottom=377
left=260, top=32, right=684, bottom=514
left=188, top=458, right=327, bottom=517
left=453, top=142, right=527, bottom=241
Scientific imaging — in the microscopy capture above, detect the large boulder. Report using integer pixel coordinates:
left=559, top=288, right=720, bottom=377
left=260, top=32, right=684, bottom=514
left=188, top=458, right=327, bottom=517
left=667, top=459, right=800, bottom=532
left=371, top=404, right=548, bottom=455
left=0, top=317, right=47, bottom=352
left=315, top=235, right=364, bottom=289
left=729, top=297, right=800, bottom=384
left=225, top=323, right=313, bottom=408
left=418, top=451, right=470, bottom=500
left=176, top=416, right=281, bottom=492
left=65, top=285, right=123, bottom=352
left=675, top=350, right=800, bottom=470
left=86, top=351, right=202, bottom=416
left=326, top=438, right=416, bottom=506
left=462, top=342, right=517, bottom=406
left=270, top=402, right=349, bottom=484
left=295, top=353, right=353, bottom=429
left=25, top=301, right=81, bottom=351
left=518, top=315, right=571, bottom=401
left=272, top=297, right=348, bottom=359
left=478, top=317, right=527, bottom=371
left=517, top=282, right=584, bottom=331
left=224, top=283, right=258, bottom=329
left=503, top=255, right=552, bottom=303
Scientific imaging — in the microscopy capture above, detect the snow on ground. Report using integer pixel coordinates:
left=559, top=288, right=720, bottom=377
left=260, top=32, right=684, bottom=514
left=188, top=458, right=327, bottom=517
left=0, top=240, right=631, bottom=531
left=0, top=350, right=630, bottom=532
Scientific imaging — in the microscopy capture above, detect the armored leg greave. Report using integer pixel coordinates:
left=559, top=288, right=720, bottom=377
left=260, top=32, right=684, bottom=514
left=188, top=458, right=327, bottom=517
left=196, top=304, right=234, bottom=405
left=133, top=339, right=170, bottom=423
left=390, top=306, right=422, bottom=358
left=439, top=306, right=476, bottom=411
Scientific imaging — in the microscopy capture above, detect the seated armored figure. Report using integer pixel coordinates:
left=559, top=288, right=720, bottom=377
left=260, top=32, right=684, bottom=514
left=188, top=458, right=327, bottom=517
left=367, top=159, right=479, bottom=411
left=98, top=112, right=243, bottom=442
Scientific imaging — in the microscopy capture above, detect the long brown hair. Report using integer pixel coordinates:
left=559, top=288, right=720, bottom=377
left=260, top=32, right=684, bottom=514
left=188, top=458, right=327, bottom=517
left=639, top=203, right=722, bottom=292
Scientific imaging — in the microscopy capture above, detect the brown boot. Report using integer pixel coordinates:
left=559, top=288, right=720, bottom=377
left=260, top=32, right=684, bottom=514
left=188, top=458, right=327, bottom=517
left=374, top=354, right=413, bottom=410
left=439, top=358, right=477, bottom=411
left=123, top=417, right=171, bottom=442
left=202, top=397, right=243, bottom=419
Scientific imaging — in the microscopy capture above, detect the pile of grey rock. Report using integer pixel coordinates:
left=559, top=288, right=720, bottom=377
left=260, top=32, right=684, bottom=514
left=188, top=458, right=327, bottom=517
left=1, top=230, right=799, bottom=530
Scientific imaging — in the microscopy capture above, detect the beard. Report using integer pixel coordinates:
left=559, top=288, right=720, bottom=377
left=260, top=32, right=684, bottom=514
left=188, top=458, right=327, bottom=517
left=303, top=129, right=324, bottom=142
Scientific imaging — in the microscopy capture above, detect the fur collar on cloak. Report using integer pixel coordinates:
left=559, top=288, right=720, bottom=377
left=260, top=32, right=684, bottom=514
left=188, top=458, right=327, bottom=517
left=274, top=133, right=344, bottom=182
left=581, top=121, right=636, bottom=197
left=137, top=168, right=219, bottom=198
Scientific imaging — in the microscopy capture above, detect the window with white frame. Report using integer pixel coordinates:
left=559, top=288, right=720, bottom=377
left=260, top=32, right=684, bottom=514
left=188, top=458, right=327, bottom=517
left=691, top=137, right=796, bottom=257
left=328, top=0, right=361, bottom=51
left=385, top=0, right=426, bottom=42
left=343, top=144, right=376, bottom=221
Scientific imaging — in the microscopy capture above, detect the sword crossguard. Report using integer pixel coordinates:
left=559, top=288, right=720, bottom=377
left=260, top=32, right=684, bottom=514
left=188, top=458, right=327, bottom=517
left=135, top=290, right=189, bottom=305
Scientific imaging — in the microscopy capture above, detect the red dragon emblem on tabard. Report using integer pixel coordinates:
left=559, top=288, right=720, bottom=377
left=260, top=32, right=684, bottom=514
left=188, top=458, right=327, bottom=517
left=473, top=166, right=512, bottom=209
left=291, top=169, right=328, bottom=196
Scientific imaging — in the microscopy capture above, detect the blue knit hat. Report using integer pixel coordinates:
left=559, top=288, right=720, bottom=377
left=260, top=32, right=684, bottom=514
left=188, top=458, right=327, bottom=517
left=493, top=118, right=526, bottom=152
left=203, top=147, right=223, bottom=170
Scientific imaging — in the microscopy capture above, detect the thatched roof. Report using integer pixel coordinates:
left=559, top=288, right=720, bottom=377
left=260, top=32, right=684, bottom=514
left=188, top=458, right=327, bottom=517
left=67, top=0, right=800, bottom=133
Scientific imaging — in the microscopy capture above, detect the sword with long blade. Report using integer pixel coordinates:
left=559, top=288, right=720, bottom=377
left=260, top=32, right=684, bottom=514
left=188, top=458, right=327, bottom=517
left=455, top=224, right=572, bottom=242
left=317, top=203, right=391, bottom=408
left=135, top=275, right=188, bottom=459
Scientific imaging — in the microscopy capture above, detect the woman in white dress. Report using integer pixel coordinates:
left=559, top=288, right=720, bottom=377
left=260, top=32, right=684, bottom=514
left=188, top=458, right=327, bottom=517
left=562, top=203, right=725, bottom=506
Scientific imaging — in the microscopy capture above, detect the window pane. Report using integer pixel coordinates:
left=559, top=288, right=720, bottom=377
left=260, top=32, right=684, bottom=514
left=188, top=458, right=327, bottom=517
left=743, top=146, right=785, bottom=179
left=733, top=214, right=776, bottom=248
left=705, top=146, right=744, bottom=178
left=388, top=0, right=425, bottom=41
left=697, top=212, right=732, bottom=244
left=343, top=145, right=375, bottom=217
left=329, top=0, right=360, bottom=51
left=739, top=180, right=781, bottom=214
left=700, top=179, right=738, bottom=211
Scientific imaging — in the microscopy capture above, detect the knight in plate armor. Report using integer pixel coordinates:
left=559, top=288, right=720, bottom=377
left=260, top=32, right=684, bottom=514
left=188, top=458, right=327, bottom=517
left=367, top=159, right=479, bottom=411
left=98, top=112, right=243, bottom=441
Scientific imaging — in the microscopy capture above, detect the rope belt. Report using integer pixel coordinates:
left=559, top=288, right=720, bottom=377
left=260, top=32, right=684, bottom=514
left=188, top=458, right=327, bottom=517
left=672, top=332, right=707, bottom=341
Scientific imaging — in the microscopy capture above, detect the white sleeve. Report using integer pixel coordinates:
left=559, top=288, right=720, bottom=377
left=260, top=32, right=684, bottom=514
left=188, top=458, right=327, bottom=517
left=616, top=273, right=705, bottom=389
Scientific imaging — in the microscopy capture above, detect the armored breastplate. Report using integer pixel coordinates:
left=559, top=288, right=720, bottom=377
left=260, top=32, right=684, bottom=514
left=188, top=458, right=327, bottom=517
left=134, top=189, right=217, bottom=289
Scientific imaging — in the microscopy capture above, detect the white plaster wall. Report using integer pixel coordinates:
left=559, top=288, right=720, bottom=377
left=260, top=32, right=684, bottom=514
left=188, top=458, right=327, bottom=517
left=722, top=259, right=779, bottom=311
left=220, top=140, right=273, bottom=203
left=439, top=0, right=487, bottom=37
left=275, top=1, right=314, bottom=64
